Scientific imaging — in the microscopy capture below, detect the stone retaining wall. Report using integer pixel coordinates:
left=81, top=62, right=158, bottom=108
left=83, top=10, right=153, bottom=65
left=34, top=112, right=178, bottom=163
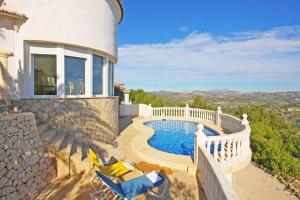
left=0, top=112, right=56, bottom=200
left=12, top=97, right=119, bottom=145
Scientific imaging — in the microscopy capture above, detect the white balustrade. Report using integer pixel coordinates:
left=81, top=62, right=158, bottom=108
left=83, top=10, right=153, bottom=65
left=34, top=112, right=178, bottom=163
left=195, top=119, right=250, bottom=199
left=196, top=145, right=239, bottom=200
left=152, top=107, right=185, bottom=118
left=198, top=113, right=251, bottom=167
left=152, top=105, right=216, bottom=123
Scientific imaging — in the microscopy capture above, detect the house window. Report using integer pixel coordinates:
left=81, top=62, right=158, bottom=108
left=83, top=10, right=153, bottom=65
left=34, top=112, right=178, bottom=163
left=33, top=54, right=57, bottom=95
left=108, top=61, right=114, bottom=96
left=92, top=55, right=104, bottom=95
left=64, top=56, right=86, bottom=95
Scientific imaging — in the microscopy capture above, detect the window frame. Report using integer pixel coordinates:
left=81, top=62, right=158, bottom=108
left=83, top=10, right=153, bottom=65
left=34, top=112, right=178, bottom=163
left=63, top=46, right=89, bottom=98
left=108, top=61, right=114, bottom=96
left=92, top=54, right=104, bottom=96
left=29, top=44, right=58, bottom=99
left=32, top=54, right=57, bottom=97
left=28, top=43, right=113, bottom=98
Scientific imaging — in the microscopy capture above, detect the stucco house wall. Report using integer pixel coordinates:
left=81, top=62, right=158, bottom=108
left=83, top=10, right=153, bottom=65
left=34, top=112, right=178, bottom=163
left=0, top=0, right=123, bottom=99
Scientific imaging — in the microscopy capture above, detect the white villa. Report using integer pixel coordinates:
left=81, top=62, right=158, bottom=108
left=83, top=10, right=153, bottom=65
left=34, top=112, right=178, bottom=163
left=0, top=0, right=123, bottom=99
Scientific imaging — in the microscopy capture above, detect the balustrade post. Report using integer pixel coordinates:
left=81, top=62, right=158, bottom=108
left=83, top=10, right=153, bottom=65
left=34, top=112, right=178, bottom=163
left=185, top=103, right=190, bottom=118
left=242, top=113, right=251, bottom=157
left=220, top=140, right=226, bottom=164
left=226, top=139, right=232, bottom=162
left=232, top=139, right=237, bottom=159
left=213, top=141, right=219, bottom=160
left=215, top=106, right=222, bottom=127
left=149, top=104, right=153, bottom=117
left=242, top=113, right=249, bottom=126
left=194, top=124, right=206, bottom=166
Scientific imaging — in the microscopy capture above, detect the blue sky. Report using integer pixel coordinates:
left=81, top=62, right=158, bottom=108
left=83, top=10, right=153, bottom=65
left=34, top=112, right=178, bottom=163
left=116, top=0, right=300, bottom=92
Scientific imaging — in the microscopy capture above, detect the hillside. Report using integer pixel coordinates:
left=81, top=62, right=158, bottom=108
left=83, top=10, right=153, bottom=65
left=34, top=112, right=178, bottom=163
left=151, top=90, right=300, bottom=129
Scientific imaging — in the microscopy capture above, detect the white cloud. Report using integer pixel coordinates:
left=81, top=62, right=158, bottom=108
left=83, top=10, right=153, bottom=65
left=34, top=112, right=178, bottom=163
left=179, top=26, right=189, bottom=33
left=116, top=26, right=300, bottom=91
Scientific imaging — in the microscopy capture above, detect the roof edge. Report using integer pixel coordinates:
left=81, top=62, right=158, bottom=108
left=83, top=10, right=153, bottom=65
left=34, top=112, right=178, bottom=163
left=0, top=8, right=28, bottom=20
left=114, top=0, right=124, bottom=24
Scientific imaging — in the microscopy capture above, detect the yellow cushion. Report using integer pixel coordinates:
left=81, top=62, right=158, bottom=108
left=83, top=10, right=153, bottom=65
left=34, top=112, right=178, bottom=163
left=88, top=148, right=110, bottom=176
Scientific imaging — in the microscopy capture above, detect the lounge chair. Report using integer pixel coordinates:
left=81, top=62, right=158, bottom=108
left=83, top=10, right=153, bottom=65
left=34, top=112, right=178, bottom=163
left=90, top=170, right=168, bottom=200
left=88, top=148, right=142, bottom=178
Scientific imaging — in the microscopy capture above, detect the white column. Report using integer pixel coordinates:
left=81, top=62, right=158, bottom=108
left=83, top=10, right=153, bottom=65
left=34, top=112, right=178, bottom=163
left=103, top=58, right=109, bottom=97
left=185, top=103, right=190, bottom=118
left=112, top=63, right=115, bottom=96
left=0, top=51, right=13, bottom=100
left=242, top=113, right=249, bottom=126
left=124, top=93, right=130, bottom=104
left=23, top=43, right=30, bottom=98
left=149, top=104, right=153, bottom=117
left=86, top=51, right=93, bottom=97
left=194, top=124, right=206, bottom=166
left=215, top=106, right=222, bottom=127
left=57, top=46, right=65, bottom=97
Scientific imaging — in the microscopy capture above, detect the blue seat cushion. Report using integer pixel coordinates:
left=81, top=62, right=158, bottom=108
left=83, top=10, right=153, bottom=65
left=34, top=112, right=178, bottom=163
left=120, top=173, right=165, bottom=199
left=95, top=171, right=125, bottom=197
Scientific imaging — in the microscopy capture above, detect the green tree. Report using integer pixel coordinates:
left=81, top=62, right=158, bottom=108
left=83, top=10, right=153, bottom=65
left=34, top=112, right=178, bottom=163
left=191, top=95, right=215, bottom=110
left=235, top=105, right=300, bottom=180
left=129, top=89, right=165, bottom=107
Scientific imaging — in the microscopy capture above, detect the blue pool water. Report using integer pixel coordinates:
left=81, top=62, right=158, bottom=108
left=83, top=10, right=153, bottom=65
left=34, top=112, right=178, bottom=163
left=145, top=120, right=219, bottom=156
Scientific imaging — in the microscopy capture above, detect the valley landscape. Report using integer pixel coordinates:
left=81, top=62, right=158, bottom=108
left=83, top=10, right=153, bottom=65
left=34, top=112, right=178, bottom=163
left=152, top=90, right=300, bottom=129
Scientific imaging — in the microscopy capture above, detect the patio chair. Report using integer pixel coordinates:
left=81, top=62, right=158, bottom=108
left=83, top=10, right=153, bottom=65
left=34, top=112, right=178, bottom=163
left=78, top=79, right=85, bottom=95
left=88, top=148, right=143, bottom=190
left=68, top=82, right=75, bottom=95
left=90, top=170, right=168, bottom=200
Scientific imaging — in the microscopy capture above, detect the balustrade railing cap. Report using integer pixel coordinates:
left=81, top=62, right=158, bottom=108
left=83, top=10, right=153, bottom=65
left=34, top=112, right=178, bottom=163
left=217, top=106, right=222, bottom=112
left=197, top=124, right=204, bottom=131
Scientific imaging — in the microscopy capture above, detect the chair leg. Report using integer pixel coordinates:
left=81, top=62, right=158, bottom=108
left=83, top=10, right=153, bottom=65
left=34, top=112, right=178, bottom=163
left=148, top=178, right=169, bottom=199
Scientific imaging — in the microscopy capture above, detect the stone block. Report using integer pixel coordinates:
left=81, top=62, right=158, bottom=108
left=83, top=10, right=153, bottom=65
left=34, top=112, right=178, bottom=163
left=10, top=120, right=17, bottom=126
left=0, top=135, right=4, bottom=144
left=0, top=150, right=5, bottom=160
left=26, top=177, right=34, bottom=188
left=29, top=156, right=39, bottom=165
left=6, top=192, right=17, bottom=200
left=4, top=186, right=15, bottom=195
left=6, top=127, right=18, bottom=134
left=25, top=166, right=31, bottom=172
left=0, top=177, right=8, bottom=189
left=12, top=179, right=18, bottom=187
left=31, top=164, right=38, bottom=173
left=21, top=174, right=30, bottom=183
left=0, top=167, right=7, bottom=178
left=18, top=171, right=25, bottom=179
left=34, top=175, right=41, bottom=184
left=38, top=163, right=46, bottom=171
left=30, top=182, right=37, bottom=191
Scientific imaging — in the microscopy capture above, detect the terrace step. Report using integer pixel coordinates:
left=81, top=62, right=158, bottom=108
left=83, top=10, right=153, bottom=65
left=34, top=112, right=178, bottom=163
left=37, top=123, right=89, bottom=161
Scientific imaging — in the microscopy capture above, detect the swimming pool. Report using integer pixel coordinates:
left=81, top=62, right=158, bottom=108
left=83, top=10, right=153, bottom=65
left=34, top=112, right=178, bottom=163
left=145, top=120, right=219, bottom=156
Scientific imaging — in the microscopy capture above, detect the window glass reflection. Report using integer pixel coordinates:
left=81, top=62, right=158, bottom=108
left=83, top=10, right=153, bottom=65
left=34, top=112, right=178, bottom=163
left=65, top=56, right=86, bottom=95
left=93, top=55, right=103, bottom=95
left=33, top=54, right=57, bottom=95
